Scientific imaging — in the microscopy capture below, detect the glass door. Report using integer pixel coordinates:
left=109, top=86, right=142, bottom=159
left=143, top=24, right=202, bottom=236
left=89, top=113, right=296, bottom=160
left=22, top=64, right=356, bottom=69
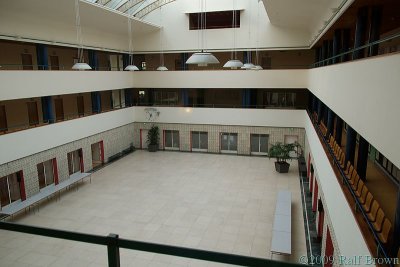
left=251, top=134, right=269, bottom=155
left=165, top=130, right=179, bottom=150
left=0, top=173, right=22, bottom=208
left=220, top=133, right=238, bottom=154
left=192, top=131, right=208, bottom=152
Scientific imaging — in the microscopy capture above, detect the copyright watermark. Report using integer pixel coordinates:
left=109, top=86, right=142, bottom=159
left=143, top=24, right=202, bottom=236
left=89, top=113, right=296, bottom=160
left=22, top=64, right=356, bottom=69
left=299, top=255, right=399, bottom=265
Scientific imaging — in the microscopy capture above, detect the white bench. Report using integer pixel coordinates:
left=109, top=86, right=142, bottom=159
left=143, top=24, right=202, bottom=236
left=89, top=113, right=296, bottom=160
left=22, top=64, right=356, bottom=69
left=271, top=190, right=292, bottom=257
left=0, top=172, right=91, bottom=219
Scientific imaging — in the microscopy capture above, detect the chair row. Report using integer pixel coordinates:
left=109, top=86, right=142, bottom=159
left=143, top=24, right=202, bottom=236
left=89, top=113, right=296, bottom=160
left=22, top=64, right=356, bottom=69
left=319, top=121, right=328, bottom=137
left=328, top=135, right=392, bottom=245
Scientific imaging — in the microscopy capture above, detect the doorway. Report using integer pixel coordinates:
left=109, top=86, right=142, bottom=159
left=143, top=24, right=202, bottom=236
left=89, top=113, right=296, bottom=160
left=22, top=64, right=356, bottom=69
left=21, top=54, right=33, bottom=70
left=220, top=133, right=238, bottom=154
left=140, top=129, right=149, bottom=149
left=0, top=171, right=23, bottom=208
left=50, top=55, right=59, bottom=70
left=91, top=141, right=104, bottom=169
left=67, top=149, right=83, bottom=175
left=37, top=159, right=55, bottom=190
left=54, top=98, right=64, bottom=121
left=27, top=101, right=39, bottom=126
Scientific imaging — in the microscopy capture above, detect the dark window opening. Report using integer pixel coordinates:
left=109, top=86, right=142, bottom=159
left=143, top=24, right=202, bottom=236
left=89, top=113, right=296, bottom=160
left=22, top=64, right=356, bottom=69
left=189, top=11, right=240, bottom=30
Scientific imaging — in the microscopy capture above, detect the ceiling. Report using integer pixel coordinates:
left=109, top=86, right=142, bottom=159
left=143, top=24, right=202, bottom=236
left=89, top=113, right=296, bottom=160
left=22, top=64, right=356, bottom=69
left=263, top=0, right=353, bottom=45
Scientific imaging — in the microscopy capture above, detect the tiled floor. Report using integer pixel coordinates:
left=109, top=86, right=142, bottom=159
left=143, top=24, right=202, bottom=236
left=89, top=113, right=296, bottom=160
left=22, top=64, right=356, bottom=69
left=0, top=151, right=306, bottom=266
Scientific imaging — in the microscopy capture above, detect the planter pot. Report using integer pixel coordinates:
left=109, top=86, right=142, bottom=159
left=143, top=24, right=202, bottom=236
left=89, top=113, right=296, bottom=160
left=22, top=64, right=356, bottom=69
left=275, top=161, right=290, bottom=173
left=148, top=144, right=158, bottom=152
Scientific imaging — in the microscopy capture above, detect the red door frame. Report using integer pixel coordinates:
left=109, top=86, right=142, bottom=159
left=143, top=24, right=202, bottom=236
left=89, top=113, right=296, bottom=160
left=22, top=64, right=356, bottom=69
left=18, top=171, right=26, bottom=201
left=99, top=141, right=105, bottom=163
left=52, top=158, right=59, bottom=185
left=79, top=149, right=84, bottom=172
left=324, top=227, right=334, bottom=267
left=312, top=179, right=319, bottom=212
left=317, top=201, right=324, bottom=238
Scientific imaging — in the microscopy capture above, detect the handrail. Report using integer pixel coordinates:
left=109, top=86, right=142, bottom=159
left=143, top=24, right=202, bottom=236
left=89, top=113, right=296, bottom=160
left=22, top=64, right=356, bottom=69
left=0, top=221, right=308, bottom=267
left=311, top=32, right=400, bottom=68
left=307, top=111, right=393, bottom=266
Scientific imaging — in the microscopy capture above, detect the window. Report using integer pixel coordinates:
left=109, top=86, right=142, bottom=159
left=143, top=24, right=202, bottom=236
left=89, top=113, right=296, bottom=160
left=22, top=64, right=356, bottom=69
left=91, top=141, right=104, bottom=169
left=0, top=171, right=22, bottom=208
left=67, top=149, right=83, bottom=175
left=165, top=130, right=179, bottom=150
left=251, top=134, right=269, bottom=155
left=375, top=151, right=399, bottom=183
left=189, top=11, right=240, bottom=30
left=141, top=62, right=146, bottom=70
left=192, top=131, right=208, bottom=151
left=37, top=159, right=55, bottom=189
left=220, top=133, right=238, bottom=153
left=112, top=90, right=125, bottom=109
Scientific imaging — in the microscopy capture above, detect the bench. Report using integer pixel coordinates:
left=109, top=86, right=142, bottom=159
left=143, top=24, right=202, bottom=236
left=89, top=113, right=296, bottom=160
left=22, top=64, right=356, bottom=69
left=270, top=190, right=292, bottom=257
left=0, top=172, right=91, bottom=219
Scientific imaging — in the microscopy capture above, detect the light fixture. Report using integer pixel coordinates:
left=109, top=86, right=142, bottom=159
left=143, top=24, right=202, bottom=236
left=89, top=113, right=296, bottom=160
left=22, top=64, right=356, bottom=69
left=124, top=16, right=139, bottom=71
left=223, top=0, right=243, bottom=69
left=252, top=0, right=263, bottom=70
left=186, top=0, right=219, bottom=66
left=157, top=6, right=168, bottom=71
left=72, top=0, right=91, bottom=70
left=241, top=62, right=255, bottom=70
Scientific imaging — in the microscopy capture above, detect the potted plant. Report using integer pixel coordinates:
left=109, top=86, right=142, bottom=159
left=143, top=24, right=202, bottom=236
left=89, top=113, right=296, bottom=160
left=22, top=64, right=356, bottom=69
left=147, top=125, right=160, bottom=152
left=268, top=142, right=300, bottom=173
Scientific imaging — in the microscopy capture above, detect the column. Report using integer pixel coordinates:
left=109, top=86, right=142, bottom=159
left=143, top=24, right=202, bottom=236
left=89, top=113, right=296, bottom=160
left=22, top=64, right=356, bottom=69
left=327, top=109, right=334, bottom=137
left=352, top=7, right=369, bottom=60
left=315, top=47, right=321, bottom=67
left=327, top=40, right=333, bottom=65
left=91, top=92, right=101, bottom=113
left=122, top=54, right=130, bottom=70
left=41, top=96, right=55, bottom=123
left=181, top=90, right=189, bottom=107
left=356, top=136, right=369, bottom=181
left=341, top=29, right=351, bottom=62
left=242, top=89, right=250, bottom=108
left=36, top=44, right=48, bottom=70
left=321, top=40, right=329, bottom=66
left=368, top=6, right=382, bottom=57
left=88, top=50, right=99, bottom=70
left=181, top=53, right=189, bottom=70
left=332, top=29, right=341, bottom=64
left=317, top=100, right=324, bottom=123
left=345, top=126, right=356, bottom=165
left=335, top=116, right=343, bottom=145
left=124, top=89, right=133, bottom=107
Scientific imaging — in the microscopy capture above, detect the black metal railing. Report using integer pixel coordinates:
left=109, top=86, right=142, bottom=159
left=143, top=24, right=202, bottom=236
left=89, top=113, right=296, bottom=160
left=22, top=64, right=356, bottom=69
left=307, top=111, right=393, bottom=266
left=0, top=221, right=307, bottom=267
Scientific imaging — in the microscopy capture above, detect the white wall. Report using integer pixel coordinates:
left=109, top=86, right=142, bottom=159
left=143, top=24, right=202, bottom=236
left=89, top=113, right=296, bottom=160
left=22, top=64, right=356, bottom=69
left=0, top=71, right=133, bottom=101
left=0, top=107, right=135, bottom=165
left=303, top=115, right=372, bottom=265
left=308, top=54, right=400, bottom=168
left=132, top=69, right=308, bottom=88
left=134, top=106, right=305, bottom=128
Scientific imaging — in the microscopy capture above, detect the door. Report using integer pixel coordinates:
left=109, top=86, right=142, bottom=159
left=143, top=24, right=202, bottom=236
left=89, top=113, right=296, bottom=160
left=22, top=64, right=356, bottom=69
left=141, top=129, right=149, bottom=149
left=54, top=98, right=64, bottom=121
left=221, top=133, right=238, bottom=153
left=164, top=130, right=179, bottom=150
left=27, top=102, right=39, bottom=126
left=0, top=105, right=7, bottom=132
left=91, top=142, right=103, bottom=169
left=50, top=56, right=59, bottom=70
left=0, top=173, right=21, bottom=208
left=21, top=54, right=33, bottom=70
left=77, top=96, right=84, bottom=117
left=250, top=134, right=269, bottom=155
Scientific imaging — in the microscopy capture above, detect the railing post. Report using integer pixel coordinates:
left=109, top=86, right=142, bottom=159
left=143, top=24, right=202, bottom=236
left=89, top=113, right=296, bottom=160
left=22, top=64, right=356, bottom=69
left=107, top=233, right=120, bottom=267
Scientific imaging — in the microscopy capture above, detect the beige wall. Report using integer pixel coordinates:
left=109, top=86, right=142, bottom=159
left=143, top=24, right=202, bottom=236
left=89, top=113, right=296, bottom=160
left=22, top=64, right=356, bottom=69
left=2, top=98, right=43, bottom=130
left=61, top=94, right=78, bottom=118
left=47, top=46, right=77, bottom=70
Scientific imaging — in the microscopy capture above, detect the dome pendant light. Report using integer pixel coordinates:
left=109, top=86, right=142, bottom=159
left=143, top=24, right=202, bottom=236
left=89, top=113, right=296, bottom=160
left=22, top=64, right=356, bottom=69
left=241, top=0, right=255, bottom=70
left=186, top=0, right=219, bottom=66
left=72, top=0, right=91, bottom=70
left=124, top=16, right=139, bottom=71
left=157, top=6, right=168, bottom=71
left=223, top=0, right=243, bottom=69
left=252, top=0, right=263, bottom=70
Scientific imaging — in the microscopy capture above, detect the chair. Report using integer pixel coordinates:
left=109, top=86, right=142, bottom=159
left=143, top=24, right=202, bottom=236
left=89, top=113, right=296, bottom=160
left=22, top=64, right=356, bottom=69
left=377, top=218, right=391, bottom=244
left=351, top=174, right=361, bottom=191
left=345, top=165, right=354, bottom=178
left=367, top=200, right=380, bottom=222
left=343, top=161, right=351, bottom=174
left=372, top=208, right=385, bottom=232
left=354, top=180, right=365, bottom=198
left=362, top=192, right=373, bottom=212
left=339, top=153, right=346, bottom=169
left=357, top=186, right=369, bottom=204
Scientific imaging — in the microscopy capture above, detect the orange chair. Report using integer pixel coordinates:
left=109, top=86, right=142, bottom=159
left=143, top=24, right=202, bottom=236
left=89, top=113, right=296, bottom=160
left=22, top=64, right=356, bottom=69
left=354, top=180, right=365, bottom=198
left=377, top=218, right=392, bottom=245
left=372, top=208, right=385, bottom=232
left=343, top=161, right=351, bottom=174
left=339, top=153, right=346, bottom=169
left=357, top=185, right=368, bottom=203
left=367, top=200, right=380, bottom=222
left=351, top=174, right=361, bottom=191
left=362, top=192, right=373, bottom=212
left=345, top=165, right=354, bottom=178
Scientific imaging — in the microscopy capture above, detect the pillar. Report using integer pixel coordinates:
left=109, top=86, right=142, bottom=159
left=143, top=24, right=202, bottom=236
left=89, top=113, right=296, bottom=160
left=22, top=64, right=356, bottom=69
left=36, top=44, right=48, bottom=70
left=332, top=29, right=341, bottom=64
left=352, top=7, right=369, bottom=60
left=182, top=89, right=189, bottom=107
left=327, top=40, right=333, bottom=65
left=181, top=53, right=189, bottom=70
left=124, top=89, right=133, bottom=107
left=345, top=126, right=356, bottom=165
left=41, top=96, right=55, bottom=123
left=315, top=47, right=321, bottom=67
left=327, top=109, right=334, bottom=137
left=317, top=100, right=324, bottom=123
left=356, top=136, right=369, bottom=181
left=335, top=116, right=343, bottom=145
left=91, top=92, right=101, bottom=113
left=321, top=40, right=329, bottom=66
left=122, top=54, right=130, bottom=70
left=242, top=89, right=250, bottom=108
left=341, top=29, right=351, bottom=62
left=368, top=6, right=382, bottom=57
left=88, top=50, right=99, bottom=70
